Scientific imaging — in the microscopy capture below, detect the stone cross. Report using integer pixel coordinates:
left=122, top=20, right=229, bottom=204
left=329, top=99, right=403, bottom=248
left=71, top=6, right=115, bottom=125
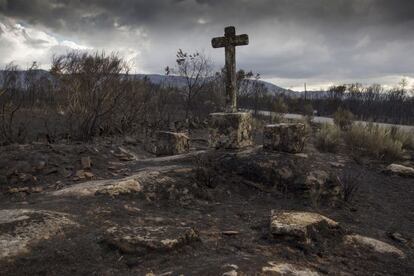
left=212, top=26, right=249, bottom=113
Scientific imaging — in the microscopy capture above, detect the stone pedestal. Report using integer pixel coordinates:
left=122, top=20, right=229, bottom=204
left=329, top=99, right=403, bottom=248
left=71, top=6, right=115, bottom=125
left=209, top=112, right=253, bottom=149
left=263, top=123, right=305, bottom=153
left=145, top=131, right=190, bottom=156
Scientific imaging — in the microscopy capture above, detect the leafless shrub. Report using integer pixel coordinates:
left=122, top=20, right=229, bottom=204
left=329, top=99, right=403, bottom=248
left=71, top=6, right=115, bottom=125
left=167, top=49, right=212, bottom=131
left=193, top=153, right=217, bottom=188
left=0, top=63, right=33, bottom=144
left=337, top=170, right=361, bottom=203
left=51, top=51, right=129, bottom=140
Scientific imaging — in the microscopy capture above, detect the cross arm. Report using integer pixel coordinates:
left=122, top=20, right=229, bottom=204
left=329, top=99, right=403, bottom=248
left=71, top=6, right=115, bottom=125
left=211, top=34, right=249, bottom=48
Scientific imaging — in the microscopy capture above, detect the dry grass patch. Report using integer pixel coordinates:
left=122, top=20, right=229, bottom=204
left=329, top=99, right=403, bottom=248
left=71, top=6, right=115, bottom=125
left=315, top=123, right=341, bottom=153
left=344, top=123, right=405, bottom=161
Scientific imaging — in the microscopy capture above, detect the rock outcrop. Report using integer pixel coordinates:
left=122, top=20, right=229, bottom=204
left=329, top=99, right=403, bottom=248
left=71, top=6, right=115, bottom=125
left=270, top=210, right=339, bottom=244
left=104, top=226, right=199, bottom=254
left=0, top=209, right=77, bottom=260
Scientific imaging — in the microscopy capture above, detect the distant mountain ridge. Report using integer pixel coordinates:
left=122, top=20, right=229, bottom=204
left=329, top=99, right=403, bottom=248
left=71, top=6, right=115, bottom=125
left=0, top=69, right=304, bottom=97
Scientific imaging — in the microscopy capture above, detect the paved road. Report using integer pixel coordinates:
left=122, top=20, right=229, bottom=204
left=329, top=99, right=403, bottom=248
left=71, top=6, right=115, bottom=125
left=252, top=110, right=414, bottom=132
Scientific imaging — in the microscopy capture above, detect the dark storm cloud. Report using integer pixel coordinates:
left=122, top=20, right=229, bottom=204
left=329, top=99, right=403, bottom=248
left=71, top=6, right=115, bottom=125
left=1, top=0, right=414, bottom=88
left=2, top=0, right=413, bottom=32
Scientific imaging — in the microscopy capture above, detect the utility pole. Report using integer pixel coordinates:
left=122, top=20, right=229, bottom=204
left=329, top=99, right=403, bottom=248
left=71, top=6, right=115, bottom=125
left=304, top=83, right=307, bottom=101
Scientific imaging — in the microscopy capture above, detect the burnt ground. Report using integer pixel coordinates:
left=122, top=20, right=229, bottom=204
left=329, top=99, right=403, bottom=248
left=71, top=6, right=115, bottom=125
left=0, top=129, right=413, bottom=276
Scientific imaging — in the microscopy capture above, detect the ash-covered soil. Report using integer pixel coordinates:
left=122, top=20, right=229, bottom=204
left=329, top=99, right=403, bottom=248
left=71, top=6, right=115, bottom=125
left=0, top=133, right=413, bottom=275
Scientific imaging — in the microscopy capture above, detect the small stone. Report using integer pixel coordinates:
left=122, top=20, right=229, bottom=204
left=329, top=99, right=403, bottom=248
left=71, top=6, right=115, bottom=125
left=270, top=210, right=339, bottom=243
left=276, top=167, right=293, bottom=181
left=124, top=204, right=141, bottom=213
left=31, top=187, right=43, bottom=193
left=35, top=161, right=47, bottom=171
left=8, top=187, right=30, bottom=194
left=294, top=153, right=308, bottom=158
left=222, top=231, right=240, bottom=236
left=124, top=136, right=138, bottom=145
left=329, top=162, right=344, bottom=168
left=384, top=164, right=414, bottom=177
left=96, top=179, right=142, bottom=197
left=75, top=170, right=94, bottom=180
left=263, top=123, right=306, bottom=153
left=387, top=232, right=408, bottom=244
left=262, top=262, right=320, bottom=276
left=84, top=171, right=94, bottom=178
left=222, top=270, right=237, bottom=276
left=344, top=234, right=405, bottom=258
left=81, top=156, right=92, bottom=170
left=222, top=264, right=239, bottom=270
left=18, top=173, right=35, bottom=182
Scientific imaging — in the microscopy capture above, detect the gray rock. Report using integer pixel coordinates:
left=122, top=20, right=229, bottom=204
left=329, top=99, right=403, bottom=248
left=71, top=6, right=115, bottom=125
left=0, top=209, right=77, bottom=260
left=384, top=164, right=414, bottom=177
left=270, top=210, right=339, bottom=243
left=344, top=234, right=405, bottom=258
left=104, top=225, right=199, bottom=254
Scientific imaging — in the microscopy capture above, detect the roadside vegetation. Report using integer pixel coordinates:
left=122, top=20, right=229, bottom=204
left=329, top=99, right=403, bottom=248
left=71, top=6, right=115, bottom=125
left=315, top=110, right=414, bottom=161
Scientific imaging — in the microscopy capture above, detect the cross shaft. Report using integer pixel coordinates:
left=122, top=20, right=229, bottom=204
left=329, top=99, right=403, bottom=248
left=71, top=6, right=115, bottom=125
left=212, top=26, right=249, bottom=113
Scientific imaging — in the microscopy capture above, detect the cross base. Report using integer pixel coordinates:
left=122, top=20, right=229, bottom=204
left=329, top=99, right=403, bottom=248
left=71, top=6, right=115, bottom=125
left=209, top=112, right=253, bottom=149
left=263, top=123, right=306, bottom=153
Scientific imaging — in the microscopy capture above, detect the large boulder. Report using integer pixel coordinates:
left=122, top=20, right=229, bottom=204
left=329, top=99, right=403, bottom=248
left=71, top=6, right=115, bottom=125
left=383, top=164, right=414, bottom=177
left=209, top=112, right=253, bottom=149
left=104, top=226, right=199, bottom=254
left=145, top=131, right=190, bottom=156
left=0, top=209, right=77, bottom=260
left=270, top=210, right=339, bottom=244
left=263, top=123, right=306, bottom=153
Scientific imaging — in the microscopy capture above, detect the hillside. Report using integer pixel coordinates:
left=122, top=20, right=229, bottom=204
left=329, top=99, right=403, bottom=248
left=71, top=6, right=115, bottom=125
left=0, top=70, right=299, bottom=97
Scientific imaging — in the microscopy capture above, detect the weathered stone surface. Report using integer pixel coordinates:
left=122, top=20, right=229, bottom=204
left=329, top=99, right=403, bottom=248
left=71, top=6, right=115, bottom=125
left=383, top=164, right=414, bottom=177
left=209, top=112, right=253, bottom=149
left=263, top=123, right=306, bottom=153
left=0, top=209, right=77, bottom=260
left=145, top=131, right=190, bottom=156
left=212, top=26, right=249, bottom=113
left=270, top=211, right=339, bottom=243
left=344, top=234, right=405, bottom=258
left=52, top=172, right=152, bottom=197
left=95, top=179, right=142, bottom=196
left=262, top=262, right=320, bottom=276
left=303, top=170, right=342, bottom=205
left=104, top=226, right=199, bottom=254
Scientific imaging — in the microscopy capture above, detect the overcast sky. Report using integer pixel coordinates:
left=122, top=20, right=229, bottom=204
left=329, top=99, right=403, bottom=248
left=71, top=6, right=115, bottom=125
left=1, top=0, right=413, bottom=90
